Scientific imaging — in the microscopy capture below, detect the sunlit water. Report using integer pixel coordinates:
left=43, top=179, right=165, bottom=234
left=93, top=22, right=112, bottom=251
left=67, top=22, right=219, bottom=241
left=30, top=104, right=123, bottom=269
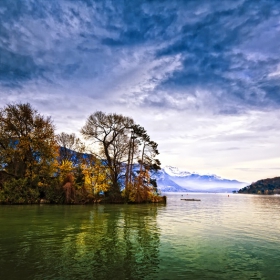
left=1, top=193, right=280, bottom=280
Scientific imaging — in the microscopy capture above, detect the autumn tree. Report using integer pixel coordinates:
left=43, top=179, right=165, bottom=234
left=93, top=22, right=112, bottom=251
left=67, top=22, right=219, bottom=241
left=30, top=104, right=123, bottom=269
left=81, top=111, right=135, bottom=199
left=56, top=132, right=86, bottom=165
left=0, top=103, right=58, bottom=183
left=0, top=103, right=59, bottom=204
left=125, top=125, right=161, bottom=202
left=0, top=105, right=163, bottom=204
left=56, top=132, right=87, bottom=186
left=82, top=159, right=111, bottom=196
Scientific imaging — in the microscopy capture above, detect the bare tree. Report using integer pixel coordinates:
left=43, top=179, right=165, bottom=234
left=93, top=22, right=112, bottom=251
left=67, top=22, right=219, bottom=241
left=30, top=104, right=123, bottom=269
left=56, top=132, right=86, bottom=165
left=81, top=111, right=135, bottom=199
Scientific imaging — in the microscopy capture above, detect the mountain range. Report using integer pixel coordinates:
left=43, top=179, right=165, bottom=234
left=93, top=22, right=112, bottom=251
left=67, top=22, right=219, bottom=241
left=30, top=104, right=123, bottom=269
left=57, top=148, right=246, bottom=193
left=151, top=166, right=247, bottom=193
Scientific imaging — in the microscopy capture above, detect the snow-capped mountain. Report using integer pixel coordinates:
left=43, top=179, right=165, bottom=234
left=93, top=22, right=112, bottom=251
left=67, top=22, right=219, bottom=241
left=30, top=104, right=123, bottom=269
left=164, top=166, right=192, bottom=177
left=152, top=166, right=247, bottom=193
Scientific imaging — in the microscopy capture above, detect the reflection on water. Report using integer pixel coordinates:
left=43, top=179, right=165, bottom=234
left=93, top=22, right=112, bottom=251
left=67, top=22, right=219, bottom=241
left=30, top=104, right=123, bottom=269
left=1, top=194, right=280, bottom=279
left=0, top=205, right=162, bottom=280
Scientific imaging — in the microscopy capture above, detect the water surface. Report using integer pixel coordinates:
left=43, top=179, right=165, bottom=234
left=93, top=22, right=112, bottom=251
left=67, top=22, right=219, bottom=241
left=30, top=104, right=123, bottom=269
left=0, top=193, right=280, bottom=279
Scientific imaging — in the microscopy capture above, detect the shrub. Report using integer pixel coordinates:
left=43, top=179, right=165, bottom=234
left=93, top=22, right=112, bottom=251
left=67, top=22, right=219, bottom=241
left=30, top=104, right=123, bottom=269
left=0, top=178, right=40, bottom=204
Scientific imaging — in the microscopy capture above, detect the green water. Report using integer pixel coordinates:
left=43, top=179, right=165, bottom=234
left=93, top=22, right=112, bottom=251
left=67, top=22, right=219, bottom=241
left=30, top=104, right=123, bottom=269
left=0, top=193, right=280, bottom=280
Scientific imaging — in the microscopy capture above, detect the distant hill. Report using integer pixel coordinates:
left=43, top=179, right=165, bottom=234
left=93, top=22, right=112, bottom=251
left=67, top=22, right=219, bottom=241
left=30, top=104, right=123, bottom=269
left=238, top=177, right=280, bottom=194
left=151, top=166, right=247, bottom=193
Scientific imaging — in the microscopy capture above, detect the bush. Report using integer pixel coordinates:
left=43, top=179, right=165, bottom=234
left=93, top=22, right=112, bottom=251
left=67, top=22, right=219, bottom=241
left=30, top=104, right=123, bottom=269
left=41, top=178, right=64, bottom=204
left=0, top=178, right=40, bottom=204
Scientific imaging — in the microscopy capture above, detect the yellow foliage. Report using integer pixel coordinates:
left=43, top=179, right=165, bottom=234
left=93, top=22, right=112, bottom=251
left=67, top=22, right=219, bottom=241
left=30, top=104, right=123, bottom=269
left=60, top=160, right=74, bottom=173
left=81, top=160, right=110, bottom=195
left=126, top=169, right=156, bottom=203
left=59, top=160, right=75, bottom=184
left=0, top=103, right=59, bottom=181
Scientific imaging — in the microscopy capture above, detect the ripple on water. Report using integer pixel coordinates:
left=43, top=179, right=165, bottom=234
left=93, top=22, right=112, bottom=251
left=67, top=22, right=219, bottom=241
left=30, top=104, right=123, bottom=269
left=0, top=194, right=280, bottom=279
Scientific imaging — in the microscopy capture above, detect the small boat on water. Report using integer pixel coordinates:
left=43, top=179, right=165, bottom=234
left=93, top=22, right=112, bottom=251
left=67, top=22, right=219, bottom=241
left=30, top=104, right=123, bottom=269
left=181, top=198, right=201, bottom=201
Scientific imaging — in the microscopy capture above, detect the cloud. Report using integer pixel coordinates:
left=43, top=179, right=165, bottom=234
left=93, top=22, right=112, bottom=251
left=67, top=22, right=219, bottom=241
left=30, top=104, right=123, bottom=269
left=235, top=168, right=280, bottom=171
left=1, top=0, right=280, bottom=182
left=1, top=0, right=280, bottom=113
left=153, top=0, right=280, bottom=111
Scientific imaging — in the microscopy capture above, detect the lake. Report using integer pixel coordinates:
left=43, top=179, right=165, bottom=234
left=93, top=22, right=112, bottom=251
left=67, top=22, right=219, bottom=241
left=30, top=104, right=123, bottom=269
left=0, top=193, right=280, bottom=279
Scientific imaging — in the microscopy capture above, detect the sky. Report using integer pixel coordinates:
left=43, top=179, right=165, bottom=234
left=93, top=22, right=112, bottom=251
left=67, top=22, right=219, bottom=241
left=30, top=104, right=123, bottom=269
left=1, top=0, right=280, bottom=183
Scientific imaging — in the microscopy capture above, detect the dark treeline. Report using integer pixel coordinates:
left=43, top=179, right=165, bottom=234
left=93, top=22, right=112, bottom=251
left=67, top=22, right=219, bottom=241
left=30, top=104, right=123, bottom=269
left=239, top=177, right=280, bottom=195
left=0, top=103, right=163, bottom=204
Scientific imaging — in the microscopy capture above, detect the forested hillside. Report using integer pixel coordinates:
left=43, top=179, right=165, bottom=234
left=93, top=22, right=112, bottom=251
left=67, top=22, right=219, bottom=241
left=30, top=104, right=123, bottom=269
left=238, top=177, right=280, bottom=194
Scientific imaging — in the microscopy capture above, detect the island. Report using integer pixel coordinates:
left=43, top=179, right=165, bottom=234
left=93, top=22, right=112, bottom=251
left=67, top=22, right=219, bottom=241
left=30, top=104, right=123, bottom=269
left=0, top=103, right=165, bottom=204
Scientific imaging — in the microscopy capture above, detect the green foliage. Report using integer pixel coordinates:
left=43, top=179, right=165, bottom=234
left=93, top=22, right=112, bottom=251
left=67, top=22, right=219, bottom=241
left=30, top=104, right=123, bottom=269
left=0, top=178, right=40, bottom=204
left=42, top=179, right=64, bottom=204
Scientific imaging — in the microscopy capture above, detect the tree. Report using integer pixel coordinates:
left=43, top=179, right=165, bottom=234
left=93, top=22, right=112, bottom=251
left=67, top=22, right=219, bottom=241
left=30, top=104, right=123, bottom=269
left=125, top=125, right=161, bottom=202
left=56, top=132, right=86, bottom=165
left=82, top=159, right=111, bottom=196
left=56, top=132, right=89, bottom=188
left=0, top=103, right=58, bottom=183
left=81, top=111, right=135, bottom=199
left=132, top=125, right=161, bottom=173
